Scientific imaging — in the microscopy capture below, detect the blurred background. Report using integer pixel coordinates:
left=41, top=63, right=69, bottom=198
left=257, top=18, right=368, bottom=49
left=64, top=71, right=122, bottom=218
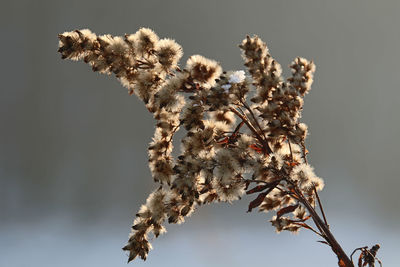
left=1, top=0, right=399, bottom=266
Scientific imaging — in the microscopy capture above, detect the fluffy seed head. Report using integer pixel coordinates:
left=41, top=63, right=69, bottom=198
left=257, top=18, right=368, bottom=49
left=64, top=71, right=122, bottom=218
left=155, top=38, right=183, bottom=71
left=132, top=28, right=159, bottom=54
left=186, top=55, right=222, bottom=85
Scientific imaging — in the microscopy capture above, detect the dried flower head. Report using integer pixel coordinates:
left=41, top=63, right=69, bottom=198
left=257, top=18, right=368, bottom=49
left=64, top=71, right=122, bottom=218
left=155, top=38, right=183, bottom=71
left=186, top=55, right=222, bottom=85
left=130, top=27, right=159, bottom=55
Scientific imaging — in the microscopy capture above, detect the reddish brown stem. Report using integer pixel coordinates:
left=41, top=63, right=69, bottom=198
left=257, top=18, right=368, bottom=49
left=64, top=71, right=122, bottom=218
left=293, top=186, right=354, bottom=267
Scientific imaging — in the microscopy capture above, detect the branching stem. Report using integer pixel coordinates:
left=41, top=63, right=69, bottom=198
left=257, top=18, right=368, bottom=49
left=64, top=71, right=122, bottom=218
left=240, top=98, right=269, bottom=145
left=229, top=107, right=272, bottom=155
left=293, top=185, right=354, bottom=267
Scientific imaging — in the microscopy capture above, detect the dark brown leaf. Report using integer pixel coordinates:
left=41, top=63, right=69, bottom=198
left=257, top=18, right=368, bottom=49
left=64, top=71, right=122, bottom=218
left=247, top=192, right=267, bottom=212
left=247, top=180, right=280, bottom=212
left=246, top=180, right=281, bottom=195
left=246, top=184, right=269, bottom=195
left=277, top=204, right=299, bottom=219
left=244, top=180, right=251, bottom=190
left=247, top=181, right=280, bottom=212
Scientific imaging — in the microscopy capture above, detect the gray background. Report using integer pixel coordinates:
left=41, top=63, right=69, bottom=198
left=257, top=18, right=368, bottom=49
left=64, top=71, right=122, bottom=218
left=1, top=0, right=399, bottom=266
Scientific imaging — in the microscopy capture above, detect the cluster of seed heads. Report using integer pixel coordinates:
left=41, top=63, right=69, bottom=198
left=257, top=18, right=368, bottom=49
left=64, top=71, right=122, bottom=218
left=59, top=28, right=325, bottom=263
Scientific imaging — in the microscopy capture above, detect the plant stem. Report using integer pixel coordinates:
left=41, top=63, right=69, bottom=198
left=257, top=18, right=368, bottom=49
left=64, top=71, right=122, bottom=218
left=229, top=107, right=272, bottom=155
left=294, top=186, right=354, bottom=267
left=313, top=186, right=329, bottom=228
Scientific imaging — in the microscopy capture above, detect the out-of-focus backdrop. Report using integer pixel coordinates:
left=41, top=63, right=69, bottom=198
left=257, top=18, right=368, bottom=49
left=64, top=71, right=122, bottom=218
left=1, top=1, right=399, bottom=266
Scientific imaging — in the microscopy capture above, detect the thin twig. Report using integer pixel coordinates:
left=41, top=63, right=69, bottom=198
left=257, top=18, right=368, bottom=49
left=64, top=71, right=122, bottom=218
left=288, top=139, right=294, bottom=162
left=240, top=99, right=268, bottom=142
left=350, top=246, right=367, bottom=263
left=240, top=99, right=273, bottom=154
left=291, top=222, right=324, bottom=238
left=163, top=122, right=182, bottom=155
left=290, top=182, right=326, bottom=238
left=230, top=121, right=245, bottom=140
left=301, top=141, right=308, bottom=164
left=229, top=107, right=272, bottom=155
left=313, top=185, right=329, bottom=228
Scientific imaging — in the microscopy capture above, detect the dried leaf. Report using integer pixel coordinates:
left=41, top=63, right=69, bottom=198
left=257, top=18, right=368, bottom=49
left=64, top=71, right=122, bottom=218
left=246, top=184, right=269, bottom=195
left=244, top=180, right=251, bottom=190
left=247, top=181, right=279, bottom=212
left=246, top=180, right=281, bottom=195
left=247, top=192, right=267, bottom=212
left=277, top=204, right=299, bottom=219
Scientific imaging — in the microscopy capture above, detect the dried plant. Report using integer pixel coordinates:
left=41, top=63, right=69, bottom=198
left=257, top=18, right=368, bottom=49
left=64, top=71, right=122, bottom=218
left=58, top=28, right=382, bottom=267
